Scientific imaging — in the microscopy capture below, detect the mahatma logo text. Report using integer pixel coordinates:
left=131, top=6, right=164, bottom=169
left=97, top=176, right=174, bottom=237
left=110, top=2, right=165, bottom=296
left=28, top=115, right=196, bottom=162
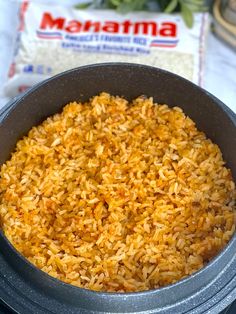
left=39, top=12, right=177, bottom=38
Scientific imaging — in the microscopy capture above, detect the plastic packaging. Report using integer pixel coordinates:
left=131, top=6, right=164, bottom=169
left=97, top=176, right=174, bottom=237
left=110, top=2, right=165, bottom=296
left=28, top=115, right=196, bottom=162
left=4, top=1, right=209, bottom=97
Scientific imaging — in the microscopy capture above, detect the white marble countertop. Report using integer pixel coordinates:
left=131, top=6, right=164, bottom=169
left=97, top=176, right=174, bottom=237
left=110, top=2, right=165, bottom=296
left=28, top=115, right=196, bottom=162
left=0, top=0, right=236, bottom=112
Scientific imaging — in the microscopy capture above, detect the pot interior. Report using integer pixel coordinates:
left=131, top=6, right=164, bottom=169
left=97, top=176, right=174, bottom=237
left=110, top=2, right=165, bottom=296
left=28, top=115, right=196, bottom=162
left=0, top=63, right=235, bottom=314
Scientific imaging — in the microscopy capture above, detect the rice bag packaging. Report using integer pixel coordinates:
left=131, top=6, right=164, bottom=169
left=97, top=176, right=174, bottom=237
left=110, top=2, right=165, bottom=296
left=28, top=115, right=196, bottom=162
left=5, top=1, right=209, bottom=97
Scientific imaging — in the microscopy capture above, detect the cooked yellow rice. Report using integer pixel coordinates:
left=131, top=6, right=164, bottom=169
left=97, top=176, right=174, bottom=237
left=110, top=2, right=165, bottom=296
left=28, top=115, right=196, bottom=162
left=0, top=93, right=235, bottom=292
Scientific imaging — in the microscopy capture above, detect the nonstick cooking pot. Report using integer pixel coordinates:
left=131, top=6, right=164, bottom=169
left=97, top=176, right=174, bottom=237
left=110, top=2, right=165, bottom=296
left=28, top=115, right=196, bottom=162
left=0, top=63, right=236, bottom=314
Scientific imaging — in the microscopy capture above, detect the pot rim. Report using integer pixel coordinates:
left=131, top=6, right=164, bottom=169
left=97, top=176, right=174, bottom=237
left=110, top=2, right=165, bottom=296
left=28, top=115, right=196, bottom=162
left=0, top=63, right=235, bottom=313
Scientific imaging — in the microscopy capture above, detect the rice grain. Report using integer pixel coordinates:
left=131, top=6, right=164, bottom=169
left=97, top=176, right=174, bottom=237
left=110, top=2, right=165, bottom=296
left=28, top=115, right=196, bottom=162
left=0, top=93, right=235, bottom=292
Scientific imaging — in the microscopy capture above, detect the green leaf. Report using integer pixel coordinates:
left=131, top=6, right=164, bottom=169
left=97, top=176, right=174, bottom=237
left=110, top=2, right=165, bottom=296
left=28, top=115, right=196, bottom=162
left=74, top=2, right=91, bottom=9
left=110, top=0, right=122, bottom=6
left=117, top=2, right=134, bottom=12
left=164, top=0, right=178, bottom=13
left=115, top=0, right=147, bottom=12
left=181, top=0, right=207, bottom=11
left=157, top=0, right=169, bottom=11
left=180, top=0, right=194, bottom=28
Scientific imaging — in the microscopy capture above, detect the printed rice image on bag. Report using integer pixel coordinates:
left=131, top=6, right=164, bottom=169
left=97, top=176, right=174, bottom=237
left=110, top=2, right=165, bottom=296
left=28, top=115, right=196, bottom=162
left=4, top=1, right=209, bottom=97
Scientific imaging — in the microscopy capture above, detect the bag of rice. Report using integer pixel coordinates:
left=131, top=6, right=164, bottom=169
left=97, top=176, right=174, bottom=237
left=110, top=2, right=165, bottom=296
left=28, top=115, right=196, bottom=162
left=4, top=1, right=209, bottom=97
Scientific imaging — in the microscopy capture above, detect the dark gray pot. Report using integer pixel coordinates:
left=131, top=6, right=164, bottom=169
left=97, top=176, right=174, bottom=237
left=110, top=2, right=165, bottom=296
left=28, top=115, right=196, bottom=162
left=0, top=63, right=235, bottom=314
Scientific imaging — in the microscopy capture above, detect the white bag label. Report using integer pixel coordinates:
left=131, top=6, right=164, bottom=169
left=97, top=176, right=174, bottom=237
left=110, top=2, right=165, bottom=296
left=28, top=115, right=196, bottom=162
left=5, top=1, right=209, bottom=97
